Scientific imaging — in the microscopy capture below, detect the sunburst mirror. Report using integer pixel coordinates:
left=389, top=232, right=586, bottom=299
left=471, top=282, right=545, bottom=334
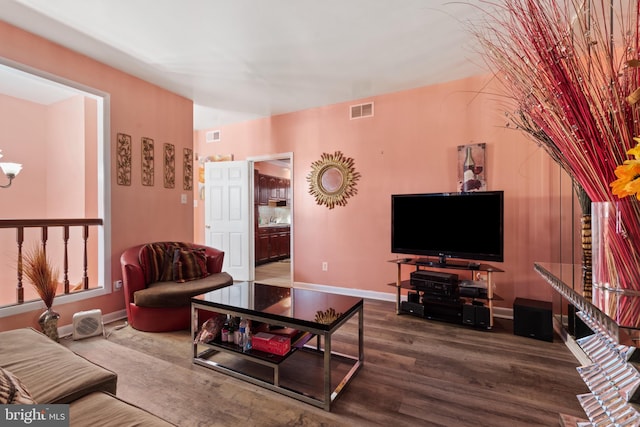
left=306, top=151, right=361, bottom=209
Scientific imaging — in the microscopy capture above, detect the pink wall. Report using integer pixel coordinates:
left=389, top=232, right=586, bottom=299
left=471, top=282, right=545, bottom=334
left=194, top=75, right=579, bottom=310
left=0, top=21, right=193, bottom=331
left=0, top=19, right=579, bottom=331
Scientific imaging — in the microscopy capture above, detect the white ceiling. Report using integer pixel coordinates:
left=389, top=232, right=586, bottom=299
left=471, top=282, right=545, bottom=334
left=0, top=0, right=493, bottom=130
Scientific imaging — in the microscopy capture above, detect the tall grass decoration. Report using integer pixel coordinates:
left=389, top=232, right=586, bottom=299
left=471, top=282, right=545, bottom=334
left=23, top=245, right=58, bottom=309
left=472, top=0, right=640, bottom=326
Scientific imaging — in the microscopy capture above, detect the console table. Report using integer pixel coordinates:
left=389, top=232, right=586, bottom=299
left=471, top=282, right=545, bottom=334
left=389, top=258, right=503, bottom=329
left=534, top=262, right=640, bottom=426
left=191, top=282, right=364, bottom=411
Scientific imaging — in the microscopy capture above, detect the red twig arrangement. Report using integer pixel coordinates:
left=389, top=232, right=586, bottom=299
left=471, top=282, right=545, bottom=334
left=472, top=0, right=640, bottom=326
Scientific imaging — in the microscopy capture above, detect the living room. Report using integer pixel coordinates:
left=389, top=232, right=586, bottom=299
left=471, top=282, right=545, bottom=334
left=0, top=1, right=622, bottom=425
left=0, top=5, right=576, bottom=332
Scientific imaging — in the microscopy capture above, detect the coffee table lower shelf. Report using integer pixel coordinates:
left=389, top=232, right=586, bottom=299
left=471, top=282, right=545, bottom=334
left=191, top=284, right=364, bottom=411
left=193, top=338, right=362, bottom=410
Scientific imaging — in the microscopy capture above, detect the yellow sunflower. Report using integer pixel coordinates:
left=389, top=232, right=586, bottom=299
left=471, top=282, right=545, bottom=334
left=611, top=140, right=640, bottom=199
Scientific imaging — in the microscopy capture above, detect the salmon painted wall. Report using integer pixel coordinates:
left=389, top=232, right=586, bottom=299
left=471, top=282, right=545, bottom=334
left=194, top=74, right=580, bottom=310
left=0, top=94, right=48, bottom=305
left=0, top=21, right=193, bottom=331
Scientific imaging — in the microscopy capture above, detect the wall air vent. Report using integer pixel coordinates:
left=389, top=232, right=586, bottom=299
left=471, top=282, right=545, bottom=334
left=206, top=130, right=221, bottom=143
left=350, top=102, right=374, bottom=120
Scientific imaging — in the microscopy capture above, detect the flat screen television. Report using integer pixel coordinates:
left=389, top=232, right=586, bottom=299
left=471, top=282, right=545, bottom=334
left=391, top=191, right=504, bottom=264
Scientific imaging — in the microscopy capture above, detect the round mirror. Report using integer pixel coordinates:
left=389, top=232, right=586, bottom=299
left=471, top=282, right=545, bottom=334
left=307, top=151, right=361, bottom=209
left=320, top=166, right=344, bottom=194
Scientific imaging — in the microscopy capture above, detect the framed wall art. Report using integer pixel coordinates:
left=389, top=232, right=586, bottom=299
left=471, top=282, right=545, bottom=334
left=141, top=137, right=154, bottom=186
left=116, top=133, right=132, bottom=186
left=164, top=143, right=175, bottom=189
left=457, top=143, right=486, bottom=192
left=183, top=148, right=193, bottom=191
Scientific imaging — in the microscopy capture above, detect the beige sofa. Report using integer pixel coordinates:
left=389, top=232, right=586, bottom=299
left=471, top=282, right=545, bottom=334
left=0, top=327, right=173, bottom=426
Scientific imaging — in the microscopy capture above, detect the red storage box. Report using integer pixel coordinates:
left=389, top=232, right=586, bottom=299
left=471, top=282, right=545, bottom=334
left=252, top=332, right=291, bottom=356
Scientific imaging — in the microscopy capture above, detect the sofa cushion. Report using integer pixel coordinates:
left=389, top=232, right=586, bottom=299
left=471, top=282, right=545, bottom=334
left=0, top=328, right=117, bottom=404
left=173, top=247, right=209, bottom=283
left=134, top=272, right=233, bottom=308
left=0, top=367, right=36, bottom=404
left=69, top=391, right=175, bottom=426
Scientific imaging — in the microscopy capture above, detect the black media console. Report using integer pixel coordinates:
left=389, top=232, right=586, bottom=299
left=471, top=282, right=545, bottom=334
left=388, top=258, right=504, bottom=329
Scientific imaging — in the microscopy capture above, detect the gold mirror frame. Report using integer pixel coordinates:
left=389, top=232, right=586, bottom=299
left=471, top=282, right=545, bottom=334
left=306, top=151, right=361, bottom=209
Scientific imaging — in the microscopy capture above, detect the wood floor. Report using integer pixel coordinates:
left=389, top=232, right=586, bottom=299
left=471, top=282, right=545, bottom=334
left=255, top=260, right=292, bottom=287
left=62, top=297, right=588, bottom=427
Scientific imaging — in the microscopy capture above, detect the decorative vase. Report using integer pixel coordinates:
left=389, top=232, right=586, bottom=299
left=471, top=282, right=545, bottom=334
left=39, top=308, right=60, bottom=342
left=591, top=201, right=640, bottom=328
left=581, top=214, right=592, bottom=302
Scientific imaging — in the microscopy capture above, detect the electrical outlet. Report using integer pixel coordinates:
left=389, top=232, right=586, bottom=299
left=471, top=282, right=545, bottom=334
left=322, top=262, right=328, bottom=271
left=114, top=280, right=123, bottom=290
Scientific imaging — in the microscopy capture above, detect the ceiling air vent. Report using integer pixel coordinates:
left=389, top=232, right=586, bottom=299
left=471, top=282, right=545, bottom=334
left=350, top=102, right=374, bottom=120
left=206, top=130, right=221, bottom=143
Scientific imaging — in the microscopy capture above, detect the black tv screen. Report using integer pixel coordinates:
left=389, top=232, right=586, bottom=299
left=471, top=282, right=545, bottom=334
left=391, top=191, right=504, bottom=263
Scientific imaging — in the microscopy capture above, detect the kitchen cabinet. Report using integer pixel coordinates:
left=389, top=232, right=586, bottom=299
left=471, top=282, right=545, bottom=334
left=256, top=233, right=270, bottom=263
left=256, top=226, right=290, bottom=264
left=268, top=176, right=278, bottom=199
left=256, top=173, right=290, bottom=205
left=258, top=174, right=270, bottom=205
left=277, top=178, right=287, bottom=199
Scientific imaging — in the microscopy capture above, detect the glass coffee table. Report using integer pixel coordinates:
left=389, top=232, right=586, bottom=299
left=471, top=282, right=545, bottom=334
left=191, top=282, right=364, bottom=411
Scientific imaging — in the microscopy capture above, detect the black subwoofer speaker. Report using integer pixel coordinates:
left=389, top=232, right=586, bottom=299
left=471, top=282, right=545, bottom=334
left=475, top=305, right=490, bottom=328
left=513, top=298, right=553, bottom=342
left=462, top=304, right=491, bottom=328
left=462, top=304, right=475, bottom=325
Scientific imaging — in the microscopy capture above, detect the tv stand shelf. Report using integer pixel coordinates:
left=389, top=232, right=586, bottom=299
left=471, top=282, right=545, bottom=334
left=388, top=257, right=504, bottom=329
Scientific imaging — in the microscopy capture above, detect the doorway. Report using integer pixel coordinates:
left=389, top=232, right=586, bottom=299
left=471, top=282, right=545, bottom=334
left=251, top=153, right=293, bottom=287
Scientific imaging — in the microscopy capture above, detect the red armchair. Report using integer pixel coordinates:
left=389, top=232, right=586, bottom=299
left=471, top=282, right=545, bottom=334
left=120, top=242, right=233, bottom=332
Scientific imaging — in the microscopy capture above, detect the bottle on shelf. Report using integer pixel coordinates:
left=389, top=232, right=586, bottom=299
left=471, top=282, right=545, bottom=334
left=221, top=324, right=229, bottom=343
left=227, top=320, right=235, bottom=343
left=236, top=319, right=252, bottom=352
left=238, top=326, right=245, bottom=349
left=233, top=318, right=241, bottom=345
left=243, top=323, right=252, bottom=352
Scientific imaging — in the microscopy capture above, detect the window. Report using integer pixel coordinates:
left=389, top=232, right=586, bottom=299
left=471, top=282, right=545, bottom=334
left=0, top=58, right=110, bottom=316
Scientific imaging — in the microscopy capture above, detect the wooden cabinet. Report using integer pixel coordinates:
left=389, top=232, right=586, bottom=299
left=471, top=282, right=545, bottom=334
left=258, top=174, right=270, bottom=205
left=256, top=233, right=270, bottom=263
left=256, top=173, right=290, bottom=205
left=277, top=178, right=287, bottom=199
left=277, top=229, right=290, bottom=257
left=268, top=176, right=278, bottom=199
left=256, top=226, right=290, bottom=264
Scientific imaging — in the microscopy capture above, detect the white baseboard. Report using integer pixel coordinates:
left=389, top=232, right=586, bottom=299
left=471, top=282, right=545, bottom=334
left=293, top=281, right=515, bottom=319
left=293, top=281, right=397, bottom=302
left=53, top=286, right=515, bottom=337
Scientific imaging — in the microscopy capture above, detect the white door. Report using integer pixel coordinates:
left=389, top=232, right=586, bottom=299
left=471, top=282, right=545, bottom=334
left=204, top=161, right=253, bottom=281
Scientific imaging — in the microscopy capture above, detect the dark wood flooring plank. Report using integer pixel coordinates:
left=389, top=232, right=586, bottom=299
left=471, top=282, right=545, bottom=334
left=63, top=298, right=587, bottom=426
